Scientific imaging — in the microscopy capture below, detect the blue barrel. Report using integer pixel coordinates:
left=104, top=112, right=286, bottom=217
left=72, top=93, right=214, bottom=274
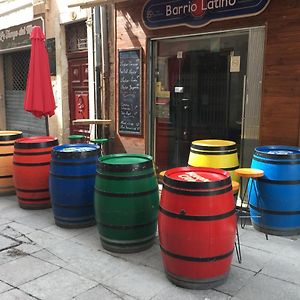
left=249, top=145, right=300, bottom=235
left=50, top=144, right=100, bottom=228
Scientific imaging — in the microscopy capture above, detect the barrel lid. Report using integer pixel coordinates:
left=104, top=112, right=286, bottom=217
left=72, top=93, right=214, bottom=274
left=191, top=139, right=236, bottom=151
left=54, top=144, right=98, bottom=153
left=98, top=154, right=153, bottom=172
left=52, top=143, right=100, bottom=159
left=192, top=139, right=236, bottom=147
left=254, top=145, right=300, bottom=159
left=14, top=136, right=58, bottom=149
left=0, top=131, right=23, bottom=141
left=164, top=167, right=231, bottom=189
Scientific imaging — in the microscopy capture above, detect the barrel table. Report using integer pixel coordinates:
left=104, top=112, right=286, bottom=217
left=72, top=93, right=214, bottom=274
left=159, top=167, right=236, bottom=289
left=0, top=131, right=23, bottom=195
left=188, top=139, right=239, bottom=182
left=94, top=154, right=159, bottom=253
left=13, top=136, right=58, bottom=209
left=249, top=145, right=300, bottom=236
left=50, top=144, right=100, bottom=228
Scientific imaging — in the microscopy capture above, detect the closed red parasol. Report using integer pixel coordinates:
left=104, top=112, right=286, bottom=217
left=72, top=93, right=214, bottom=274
left=24, top=26, right=56, bottom=134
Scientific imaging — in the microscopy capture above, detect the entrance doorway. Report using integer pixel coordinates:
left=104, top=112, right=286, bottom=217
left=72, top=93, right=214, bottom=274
left=150, top=28, right=265, bottom=173
left=66, top=21, right=89, bottom=138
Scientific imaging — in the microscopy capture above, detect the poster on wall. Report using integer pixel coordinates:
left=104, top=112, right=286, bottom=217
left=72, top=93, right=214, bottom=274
left=118, top=48, right=142, bottom=136
left=142, top=0, right=271, bottom=29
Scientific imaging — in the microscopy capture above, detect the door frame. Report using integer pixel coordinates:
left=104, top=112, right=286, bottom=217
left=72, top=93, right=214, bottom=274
left=147, top=26, right=266, bottom=170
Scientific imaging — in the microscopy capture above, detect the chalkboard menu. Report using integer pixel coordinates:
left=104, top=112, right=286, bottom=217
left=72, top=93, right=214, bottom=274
left=118, top=48, right=142, bottom=135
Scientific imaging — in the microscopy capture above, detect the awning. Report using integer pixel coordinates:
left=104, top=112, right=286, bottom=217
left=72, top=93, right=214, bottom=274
left=68, top=0, right=128, bottom=8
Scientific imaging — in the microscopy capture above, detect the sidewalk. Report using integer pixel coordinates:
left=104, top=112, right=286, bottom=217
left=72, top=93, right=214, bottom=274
left=1, top=193, right=300, bottom=300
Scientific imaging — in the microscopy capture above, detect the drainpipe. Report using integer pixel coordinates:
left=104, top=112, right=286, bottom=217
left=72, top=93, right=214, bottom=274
left=100, top=6, right=109, bottom=122
left=94, top=5, right=109, bottom=138
left=93, top=6, right=101, bottom=123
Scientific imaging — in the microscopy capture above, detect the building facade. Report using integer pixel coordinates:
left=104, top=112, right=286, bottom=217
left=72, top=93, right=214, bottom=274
left=108, top=0, right=300, bottom=172
left=0, top=0, right=103, bottom=143
left=1, top=0, right=300, bottom=173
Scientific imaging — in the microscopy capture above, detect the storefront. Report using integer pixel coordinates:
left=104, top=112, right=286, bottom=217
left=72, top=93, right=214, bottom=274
left=111, top=0, right=300, bottom=173
left=0, top=18, right=47, bottom=136
left=0, top=1, right=96, bottom=143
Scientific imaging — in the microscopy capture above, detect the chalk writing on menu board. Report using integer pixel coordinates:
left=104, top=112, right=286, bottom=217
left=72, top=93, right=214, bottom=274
left=118, top=49, right=142, bottom=135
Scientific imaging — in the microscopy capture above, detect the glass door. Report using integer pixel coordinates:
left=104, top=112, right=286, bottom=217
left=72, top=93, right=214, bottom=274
left=151, top=31, right=249, bottom=173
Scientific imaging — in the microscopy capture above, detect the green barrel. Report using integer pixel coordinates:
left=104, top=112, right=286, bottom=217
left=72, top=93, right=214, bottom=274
left=94, top=154, right=159, bottom=253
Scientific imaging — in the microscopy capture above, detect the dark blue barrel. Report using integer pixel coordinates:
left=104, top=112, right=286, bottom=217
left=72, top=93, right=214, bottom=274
left=249, top=145, right=300, bottom=235
left=50, top=144, right=100, bottom=228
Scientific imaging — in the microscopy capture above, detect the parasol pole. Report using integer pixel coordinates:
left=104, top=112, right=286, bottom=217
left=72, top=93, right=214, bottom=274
left=45, top=116, right=49, bottom=136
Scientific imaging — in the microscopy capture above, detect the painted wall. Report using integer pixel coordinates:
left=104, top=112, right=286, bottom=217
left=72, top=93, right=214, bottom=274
left=114, top=0, right=300, bottom=153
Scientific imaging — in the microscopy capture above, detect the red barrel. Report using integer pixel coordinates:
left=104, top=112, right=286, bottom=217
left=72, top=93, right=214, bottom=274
left=159, top=167, right=236, bottom=289
left=13, top=136, right=59, bottom=209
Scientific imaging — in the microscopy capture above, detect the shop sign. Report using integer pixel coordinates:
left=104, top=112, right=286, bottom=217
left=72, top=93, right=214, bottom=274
left=0, top=18, right=44, bottom=52
left=143, top=0, right=270, bottom=29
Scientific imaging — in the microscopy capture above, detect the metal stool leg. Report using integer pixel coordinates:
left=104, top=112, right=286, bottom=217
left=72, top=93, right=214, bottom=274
left=240, top=178, right=252, bottom=229
left=235, top=213, right=242, bottom=263
left=253, top=180, right=268, bottom=240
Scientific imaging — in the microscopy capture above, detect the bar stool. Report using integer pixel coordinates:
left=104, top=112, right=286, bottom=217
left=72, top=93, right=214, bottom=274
left=232, top=180, right=240, bottom=203
left=158, top=170, right=166, bottom=183
left=231, top=180, right=242, bottom=263
left=90, top=138, right=109, bottom=156
left=68, top=134, right=85, bottom=144
left=234, top=168, right=267, bottom=240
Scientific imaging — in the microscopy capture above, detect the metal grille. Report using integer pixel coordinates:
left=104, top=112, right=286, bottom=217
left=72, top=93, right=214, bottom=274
left=66, top=21, right=87, bottom=52
left=3, top=49, right=46, bottom=136
left=4, top=50, right=30, bottom=90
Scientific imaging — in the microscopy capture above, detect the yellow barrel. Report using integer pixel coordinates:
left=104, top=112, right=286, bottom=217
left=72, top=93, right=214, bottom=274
left=188, top=139, right=239, bottom=181
left=0, top=131, right=23, bottom=195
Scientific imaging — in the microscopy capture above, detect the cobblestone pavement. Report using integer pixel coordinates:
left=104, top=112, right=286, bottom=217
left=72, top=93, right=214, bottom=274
left=1, top=194, right=300, bottom=300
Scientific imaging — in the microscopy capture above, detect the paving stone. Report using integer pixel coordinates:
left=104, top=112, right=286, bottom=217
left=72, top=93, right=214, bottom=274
left=74, top=284, right=136, bottom=300
left=238, top=226, right=295, bottom=254
left=271, top=238, right=300, bottom=260
left=44, top=239, right=133, bottom=282
left=214, top=265, right=255, bottom=296
left=0, top=197, right=16, bottom=209
left=152, top=284, right=231, bottom=300
left=14, top=243, right=42, bottom=255
left=0, top=218, right=10, bottom=226
left=107, top=242, right=161, bottom=267
left=233, top=273, right=300, bottom=300
left=0, top=222, right=36, bottom=238
left=0, top=280, right=12, bottom=293
left=14, top=210, right=55, bottom=230
left=0, top=288, right=36, bottom=299
left=103, top=264, right=171, bottom=300
left=261, top=254, right=300, bottom=286
left=70, top=227, right=103, bottom=251
left=0, top=255, right=59, bottom=286
left=140, top=249, right=165, bottom=273
left=20, top=268, right=98, bottom=300
left=25, top=229, right=65, bottom=249
left=231, top=244, right=274, bottom=273
left=0, top=205, right=34, bottom=220
left=0, top=234, right=19, bottom=251
left=32, top=249, right=70, bottom=268
left=42, top=223, right=94, bottom=240
left=65, top=249, right=133, bottom=282
left=0, top=249, right=22, bottom=266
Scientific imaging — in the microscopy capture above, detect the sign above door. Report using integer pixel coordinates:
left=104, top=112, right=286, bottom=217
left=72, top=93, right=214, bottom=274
left=142, top=0, right=270, bottom=29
